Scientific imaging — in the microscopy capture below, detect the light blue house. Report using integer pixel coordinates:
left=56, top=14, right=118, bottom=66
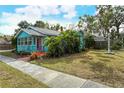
left=15, top=26, right=85, bottom=53
left=15, top=26, right=60, bottom=53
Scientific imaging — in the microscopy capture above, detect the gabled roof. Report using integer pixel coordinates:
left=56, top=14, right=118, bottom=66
left=28, top=26, right=60, bottom=36
left=0, top=38, right=11, bottom=44
left=22, top=28, right=45, bottom=36
left=15, top=26, right=60, bottom=38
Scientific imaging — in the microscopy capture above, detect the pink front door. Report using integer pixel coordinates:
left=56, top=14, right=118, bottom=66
left=37, top=38, right=42, bottom=50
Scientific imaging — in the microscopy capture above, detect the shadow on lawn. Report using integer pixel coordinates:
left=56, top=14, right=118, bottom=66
left=98, top=55, right=116, bottom=59
left=98, top=58, right=111, bottom=62
left=88, top=61, right=124, bottom=87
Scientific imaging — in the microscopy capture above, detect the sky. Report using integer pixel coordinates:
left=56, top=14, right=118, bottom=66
left=0, top=5, right=96, bottom=35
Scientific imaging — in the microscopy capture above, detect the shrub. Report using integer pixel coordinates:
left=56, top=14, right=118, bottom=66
left=11, top=37, right=17, bottom=48
left=30, top=53, right=38, bottom=60
left=44, top=30, right=80, bottom=57
left=111, top=39, right=122, bottom=50
left=61, top=30, right=80, bottom=54
left=30, top=52, right=46, bottom=60
left=84, top=33, right=95, bottom=48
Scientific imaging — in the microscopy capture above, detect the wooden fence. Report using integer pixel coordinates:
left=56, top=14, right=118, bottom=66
left=0, top=44, right=13, bottom=50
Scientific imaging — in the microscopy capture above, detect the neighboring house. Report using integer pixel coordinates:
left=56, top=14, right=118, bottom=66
left=15, top=26, right=85, bottom=53
left=120, top=31, right=124, bottom=48
left=120, top=24, right=124, bottom=48
left=0, top=38, right=12, bottom=50
left=93, top=36, right=107, bottom=49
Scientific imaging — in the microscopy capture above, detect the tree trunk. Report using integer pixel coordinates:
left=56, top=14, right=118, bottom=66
left=116, top=26, right=120, bottom=39
left=108, top=32, right=111, bottom=53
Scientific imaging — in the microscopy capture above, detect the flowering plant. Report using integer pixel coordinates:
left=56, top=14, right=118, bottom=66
left=30, top=52, right=46, bottom=60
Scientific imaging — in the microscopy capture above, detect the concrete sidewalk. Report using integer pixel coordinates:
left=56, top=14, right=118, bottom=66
left=0, top=49, right=15, bottom=52
left=0, top=55, right=109, bottom=88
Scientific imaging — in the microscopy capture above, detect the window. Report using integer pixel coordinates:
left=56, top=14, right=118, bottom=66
left=28, top=37, right=32, bottom=45
left=22, top=38, right=25, bottom=45
left=20, top=38, right=23, bottom=45
left=25, top=38, right=27, bottom=45
left=18, top=37, right=32, bottom=45
left=33, top=37, right=36, bottom=45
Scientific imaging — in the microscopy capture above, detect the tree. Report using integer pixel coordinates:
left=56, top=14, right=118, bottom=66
left=50, top=24, right=61, bottom=31
left=112, top=6, right=124, bottom=38
left=14, top=28, right=21, bottom=36
left=78, top=15, right=97, bottom=33
left=84, top=32, right=95, bottom=48
left=18, top=20, right=30, bottom=29
left=34, top=21, right=45, bottom=28
left=60, top=26, right=64, bottom=32
left=96, top=5, right=113, bottom=37
left=55, top=24, right=60, bottom=31
left=78, top=5, right=124, bottom=52
left=11, top=36, right=17, bottom=47
left=14, top=21, right=30, bottom=37
left=44, top=30, right=80, bottom=57
left=96, top=6, right=114, bottom=53
left=45, top=22, right=50, bottom=29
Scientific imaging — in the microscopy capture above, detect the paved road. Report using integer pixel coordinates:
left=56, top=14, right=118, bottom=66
left=0, top=55, right=109, bottom=88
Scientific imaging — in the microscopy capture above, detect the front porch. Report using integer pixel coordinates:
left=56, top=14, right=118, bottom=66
left=17, top=36, right=47, bottom=53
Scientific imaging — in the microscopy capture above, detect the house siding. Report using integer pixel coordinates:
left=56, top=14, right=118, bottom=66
left=16, top=31, right=48, bottom=53
left=78, top=31, right=85, bottom=50
left=17, top=31, right=37, bottom=53
left=42, top=37, right=48, bottom=52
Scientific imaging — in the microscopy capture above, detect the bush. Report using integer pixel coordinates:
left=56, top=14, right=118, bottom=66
left=44, top=30, right=80, bottom=57
left=30, top=52, right=46, bottom=60
left=11, top=37, right=17, bottom=48
left=30, top=53, right=38, bottom=60
left=111, top=39, right=122, bottom=50
left=84, top=33, right=95, bottom=48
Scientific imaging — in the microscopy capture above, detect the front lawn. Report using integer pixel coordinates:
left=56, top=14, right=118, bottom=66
left=0, top=51, right=30, bottom=61
left=31, top=50, right=124, bottom=88
left=0, top=61, right=48, bottom=88
left=0, top=51, right=17, bottom=58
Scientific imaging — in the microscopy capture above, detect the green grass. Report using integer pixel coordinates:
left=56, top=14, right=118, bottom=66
left=31, top=49, right=124, bottom=88
left=0, top=51, right=16, bottom=58
left=0, top=61, right=48, bottom=88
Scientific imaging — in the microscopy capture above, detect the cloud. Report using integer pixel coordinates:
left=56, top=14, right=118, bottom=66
left=60, top=5, right=77, bottom=19
left=15, top=5, right=77, bottom=19
left=0, top=5, right=77, bottom=35
left=0, top=25, right=17, bottom=35
left=43, top=19, right=74, bottom=27
left=15, top=5, right=60, bottom=17
left=1, top=12, right=41, bottom=25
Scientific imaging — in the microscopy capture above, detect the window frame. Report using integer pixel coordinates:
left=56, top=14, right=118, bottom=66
left=28, top=37, right=32, bottom=45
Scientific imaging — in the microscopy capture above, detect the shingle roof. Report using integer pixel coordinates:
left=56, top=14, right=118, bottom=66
left=15, top=26, right=60, bottom=38
left=28, top=26, right=60, bottom=36
left=93, top=36, right=106, bottom=41
left=22, top=28, right=45, bottom=36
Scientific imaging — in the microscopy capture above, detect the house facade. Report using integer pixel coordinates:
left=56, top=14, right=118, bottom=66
left=15, top=26, right=60, bottom=53
left=15, top=26, right=84, bottom=53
